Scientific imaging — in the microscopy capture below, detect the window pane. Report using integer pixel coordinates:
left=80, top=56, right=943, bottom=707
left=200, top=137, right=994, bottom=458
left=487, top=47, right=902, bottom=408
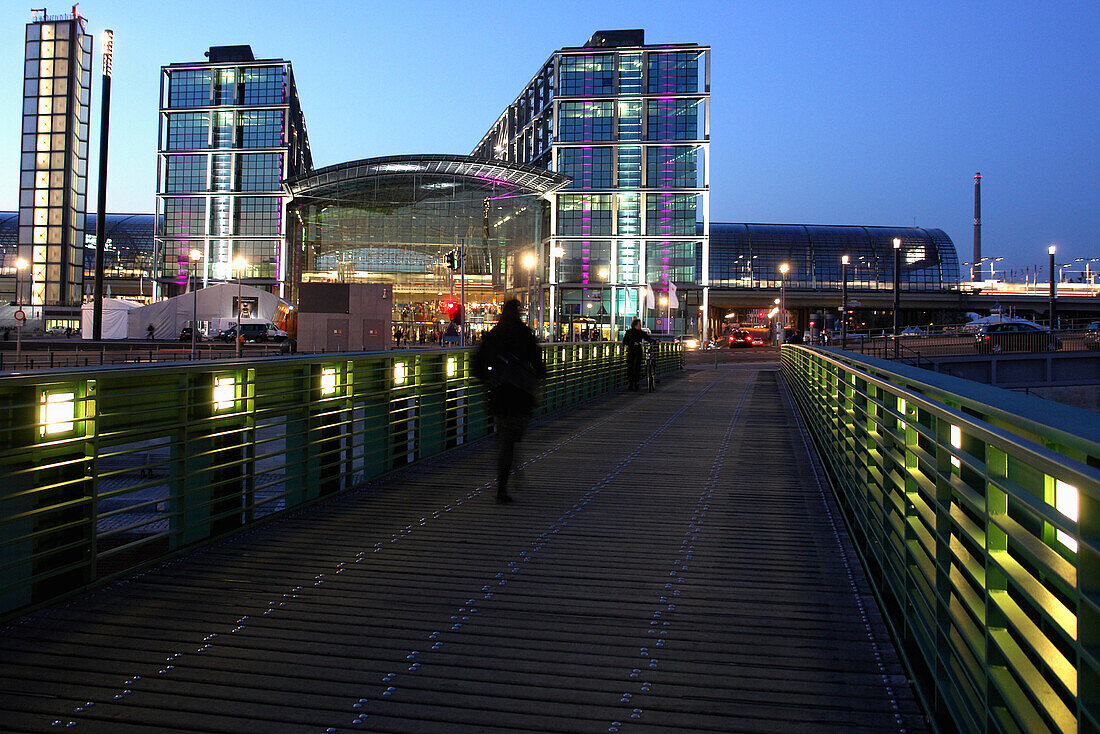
left=557, top=194, right=612, bottom=236
left=558, top=102, right=613, bottom=142
left=646, top=146, right=698, bottom=188
left=646, top=193, right=697, bottom=236
left=242, top=66, right=285, bottom=105
left=647, top=100, right=700, bottom=141
left=167, top=112, right=209, bottom=150
left=238, top=153, right=282, bottom=191
left=168, top=70, right=211, bottom=108
left=559, top=55, right=615, bottom=96
left=235, top=197, right=280, bottom=236
left=163, top=198, right=206, bottom=236
left=647, top=52, right=700, bottom=94
left=165, top=154, right=207, bottom=193
left=238, top=110, right=283, bottom=147
left=557, top=147, right=612, bottom=189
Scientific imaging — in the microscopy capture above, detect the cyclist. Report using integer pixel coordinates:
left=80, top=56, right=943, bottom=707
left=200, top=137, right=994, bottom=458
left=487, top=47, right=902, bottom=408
left=622, top=318, right=656, bottom=391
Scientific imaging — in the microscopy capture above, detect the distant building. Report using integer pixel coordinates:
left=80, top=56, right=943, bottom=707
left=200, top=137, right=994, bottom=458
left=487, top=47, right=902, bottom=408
left=13, top=8, right=93, bottom=322
left=707, top=223, right=960, bottom=292
left=286, top=155, right=567, bottom=340
left=83, top=213, right=158, bottom=301
left=473, top=30, right=711, bottom=338
left=155, top=45, right=312, bottom=301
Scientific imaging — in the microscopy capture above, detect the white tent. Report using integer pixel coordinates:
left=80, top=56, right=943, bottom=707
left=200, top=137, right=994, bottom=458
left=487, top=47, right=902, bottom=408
left=80, top=298, right=141, bottom=339
left=128, top=283, right=290, bottom=339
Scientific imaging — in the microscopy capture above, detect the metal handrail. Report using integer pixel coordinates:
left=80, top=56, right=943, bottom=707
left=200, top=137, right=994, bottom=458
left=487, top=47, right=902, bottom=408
left=782, top=344, right=1100, bottom=733
left=0, top=341, right=682, bottom=621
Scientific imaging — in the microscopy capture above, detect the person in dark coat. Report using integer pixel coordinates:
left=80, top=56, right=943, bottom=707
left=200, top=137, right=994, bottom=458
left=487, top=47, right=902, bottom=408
left=472, top=299, right=546, bottom=503
left=622, top=318, right=656, bottom=391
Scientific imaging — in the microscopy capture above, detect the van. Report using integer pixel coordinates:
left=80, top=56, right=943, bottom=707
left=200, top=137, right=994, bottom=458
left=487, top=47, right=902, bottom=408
left=218, top=323, right=268, bottom=343
left=212, top=319, right=287, bottom=343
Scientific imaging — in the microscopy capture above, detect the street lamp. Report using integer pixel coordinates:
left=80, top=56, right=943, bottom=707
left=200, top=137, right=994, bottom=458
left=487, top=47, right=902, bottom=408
left=596, top=267, right=610, bottom=338
left=1075, top=258, right=1100, bottom=290
left=550, top=245, right=565, bottom=341
left=1049, top=245, right=1057, bottom=329
left=522, top=252, right=537, bottom=332
left=778, top=263, right=789, bottom=346
left=892, top=238, right=902, bottom=358
left=233, top=256, right=247, bottom=358
left=189, top=249, right=203, bottom=360
left=841, top=254, right=849, bottom=349
left=980, top=256, right=1004, bottom=281
left=15, top=257, right=28, bottom=363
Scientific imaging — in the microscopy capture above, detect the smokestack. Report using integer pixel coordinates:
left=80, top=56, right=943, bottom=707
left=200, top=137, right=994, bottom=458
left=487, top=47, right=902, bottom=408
left=972, top=172, right=981, bottom=281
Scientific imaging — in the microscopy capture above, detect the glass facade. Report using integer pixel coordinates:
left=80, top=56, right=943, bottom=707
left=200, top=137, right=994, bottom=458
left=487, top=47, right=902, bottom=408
left=16, top=15, right=92, bottom=311
left=706, top=223, right=960, bottom=291
left=83, top=213, right=157, bottom=286
left=155, top=47, right=312, bottom=298
left=473, top=31, right=710, bottom=338
left=286, top=156, right=566, bottom=341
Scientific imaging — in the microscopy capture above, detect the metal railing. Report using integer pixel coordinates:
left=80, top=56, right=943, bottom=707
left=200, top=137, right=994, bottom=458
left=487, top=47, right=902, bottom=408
left=843, top=329, right=1090, bottom=363
left=782, top=345, right=1100, bottom=734
left=0, top=341, right=682, bottom=620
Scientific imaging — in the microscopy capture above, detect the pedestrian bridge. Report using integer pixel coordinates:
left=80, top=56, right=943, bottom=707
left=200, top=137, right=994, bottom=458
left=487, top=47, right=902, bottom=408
left=1, top=344, right=1097, bottom=733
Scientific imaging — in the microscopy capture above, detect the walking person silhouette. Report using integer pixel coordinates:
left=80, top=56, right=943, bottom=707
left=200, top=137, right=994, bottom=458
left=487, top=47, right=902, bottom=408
left=472, top=299, right=546, bottom=503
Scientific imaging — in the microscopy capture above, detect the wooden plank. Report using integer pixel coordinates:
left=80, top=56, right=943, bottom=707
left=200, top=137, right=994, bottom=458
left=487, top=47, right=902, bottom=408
left=0, top=362, right=927, bottom=733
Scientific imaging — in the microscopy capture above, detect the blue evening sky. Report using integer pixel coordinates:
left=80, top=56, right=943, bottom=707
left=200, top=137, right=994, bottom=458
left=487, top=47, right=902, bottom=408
left=0, top=0, right=1096, bottom=276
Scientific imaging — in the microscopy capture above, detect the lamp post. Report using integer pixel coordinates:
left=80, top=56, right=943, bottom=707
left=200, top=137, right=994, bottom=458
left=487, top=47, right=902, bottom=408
left=597, top=267, right=609, bottom=339
left=841, top=254, right=849, bottom=349
left=233, top=256, right=247, bottom=358
left=92, top=30, right=113, bottom=342
left=1075, top=258, right=1100, bottom=291
left=778, top=263, right=789, bottom=346
left=771, top=297, right=780, bottom=344
left=15, top=258, right=28, bottom=363
left=522, top=252, right=537, bottom=333
left=892, top=238, right=901, bottom=358
left=550, top=245, right=564, bottom=341
left=979, top=256, right=1004, bottom=281
left=1049, top=245, right=1057, bottom=329
left=189, top=248, right=203, bottom=360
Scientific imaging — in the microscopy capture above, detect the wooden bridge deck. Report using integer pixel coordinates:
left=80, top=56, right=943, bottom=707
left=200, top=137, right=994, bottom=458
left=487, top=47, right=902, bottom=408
left=0, top=359, right=927, bottom=733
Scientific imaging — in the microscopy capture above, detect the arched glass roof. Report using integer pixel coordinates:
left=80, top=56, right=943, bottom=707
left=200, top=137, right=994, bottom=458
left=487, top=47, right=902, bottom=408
left=706, top=223, right=960, bottom=291
left=287, top=154, right=569, bottom=199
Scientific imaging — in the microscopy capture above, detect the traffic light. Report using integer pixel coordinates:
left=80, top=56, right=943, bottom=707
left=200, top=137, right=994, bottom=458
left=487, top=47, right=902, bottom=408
left=444, top=249, right=463, bottom=270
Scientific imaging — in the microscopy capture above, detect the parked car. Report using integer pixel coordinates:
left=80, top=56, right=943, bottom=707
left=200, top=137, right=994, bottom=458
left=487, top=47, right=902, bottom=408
left=823, top=330, right=865, bottom=345
left=727, top=329, right=752, bottom=348
left=217, top=323, right=270, bottom=343
left=973, top=322, right=1062, bottom=354
left=179, top=326, right=206, bottom=342
left=1085, top=321, right=1100, bottom=351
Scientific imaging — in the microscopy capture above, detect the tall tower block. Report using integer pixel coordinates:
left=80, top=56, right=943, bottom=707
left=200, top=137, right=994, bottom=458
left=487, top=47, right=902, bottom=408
left=17, top=8, right=93, bottom=316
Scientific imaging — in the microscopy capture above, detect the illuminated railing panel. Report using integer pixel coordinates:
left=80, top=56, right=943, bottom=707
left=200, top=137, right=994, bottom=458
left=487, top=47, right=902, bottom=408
left=782, top=345, right=1100, bottom=734
left=0, top=342, right=682, bottom=619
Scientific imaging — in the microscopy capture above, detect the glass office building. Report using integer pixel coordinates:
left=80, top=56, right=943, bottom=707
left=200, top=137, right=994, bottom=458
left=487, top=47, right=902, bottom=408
left=286, top=155, right=567, bottom=340
left=473, top=30, right=710, bottom=338
left=707, top=224, right=960, bottom=290
left=155, top=45, right=312, bottom=300
left=15, top=10, right=93, bottom=317
left=3, top=212, right=158, bottom=307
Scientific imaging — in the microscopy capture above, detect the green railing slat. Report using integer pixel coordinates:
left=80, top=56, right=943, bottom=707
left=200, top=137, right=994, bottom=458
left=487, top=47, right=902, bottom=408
left=0, top=342, right=681, bottom=621
left=783, top=344, right=1100, bottom=734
